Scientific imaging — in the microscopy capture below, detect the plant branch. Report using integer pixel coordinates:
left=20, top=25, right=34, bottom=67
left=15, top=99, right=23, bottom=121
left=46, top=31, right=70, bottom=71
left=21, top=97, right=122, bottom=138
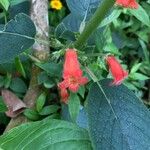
left=31, top=0, right=50, bottom=60
left=74, top=0, right=115, bottom=49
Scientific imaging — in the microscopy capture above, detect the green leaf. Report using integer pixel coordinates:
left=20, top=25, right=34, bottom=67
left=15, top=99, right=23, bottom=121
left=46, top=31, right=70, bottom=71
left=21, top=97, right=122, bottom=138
left=130, top=63, right=142, bottom=73
left=139, top=39, right=149, bottom=62
left=68, top=93, right=80, bottom=122
left=4, top=73, right=11, bottom=88
left=36, top=92, right=46, bottom=112
left=15, top=57, right=26, bottom=78
left=100, top=9, right=121, bottom=27
left=43, top=79, right=55, bottom=88
left=66, top=0, right=100, bottom=19
left=78, top=86, right=85, bottom=98
left=0, top=96, right=7, bottom=112
left=24, top=109, right=40, bottom=121
left=39, top=105, right=60, bottom=116
left=129, top=5, right=150, bottom=27
left=0, top=76, right=4, bottom=88
left=0, top=13, right=36, bottom=64
left=0, top=119, right=92, bottom=150
left=38, top=72, right=49, bottom=84
left=87, top=79, right=150, bottom=150
left=9, top=0, right=30, bottom=18
left=9, top=0, right=28, bottom=6
left=130, top=73, right=149, bottom=80
left=36, top=62, right=62, bottom=78
left=10, top=77, right=27, bottom=93
left=0, top=0, right=10, bottom=11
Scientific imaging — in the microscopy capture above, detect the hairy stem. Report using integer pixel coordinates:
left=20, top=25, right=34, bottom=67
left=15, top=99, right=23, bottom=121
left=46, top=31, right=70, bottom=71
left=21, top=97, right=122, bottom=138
left=74, top=0, right=115, bottom=49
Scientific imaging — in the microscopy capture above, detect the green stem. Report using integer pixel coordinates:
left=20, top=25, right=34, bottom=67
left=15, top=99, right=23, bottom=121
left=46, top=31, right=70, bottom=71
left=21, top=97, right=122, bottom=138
left=74, top=0, right=115, bottom=49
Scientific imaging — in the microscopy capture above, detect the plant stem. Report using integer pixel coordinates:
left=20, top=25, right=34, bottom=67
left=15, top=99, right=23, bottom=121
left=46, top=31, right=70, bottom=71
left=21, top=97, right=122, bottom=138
left=74, top=0, right=115, bottom=49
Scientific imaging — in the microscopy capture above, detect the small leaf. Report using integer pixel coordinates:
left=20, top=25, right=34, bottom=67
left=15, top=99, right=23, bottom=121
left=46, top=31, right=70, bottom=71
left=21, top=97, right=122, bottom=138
left=36, top=92, right=46, bottom=112
left=61, top=104, right=88, bottom=129
left=0, top=0, right=10, bottom=11
left=139, top=39, right=149, bottom=62
left=4, top=73, right=11, bottom=88
left=10, top=77, right=27, bottom=93
left=43, top=80, right=55, bottom=88
left=68, top=93, right=80, bottom=122
left=100, top=9, right=121, bottom=27
left=129, top=5, right=150, bottom=27
left=37, top=72, right=49, bottom=84
left=36, top=62, right=62, bottom=78
left=24, top=109, right=40, bottom=121
left=39, top=105, right=60, bottom=116
left=131, top=73, right=149, bottom=80
left=15, top=57, right=26, bottom=78
left=78, top=86, right=85, bottom=98
left=130, top=63, right=142, bottom=73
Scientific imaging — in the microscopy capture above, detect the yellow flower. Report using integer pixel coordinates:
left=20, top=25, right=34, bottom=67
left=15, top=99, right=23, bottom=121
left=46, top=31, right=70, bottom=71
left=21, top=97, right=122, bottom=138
left=50, top=0, right=63, bottom=10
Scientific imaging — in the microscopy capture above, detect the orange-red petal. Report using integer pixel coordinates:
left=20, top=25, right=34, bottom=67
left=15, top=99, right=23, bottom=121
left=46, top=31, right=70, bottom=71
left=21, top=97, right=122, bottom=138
left=68, top=83, right=79, bottom=92
left=116, top=0, right=138, bottom=8
left=58, top=80, right=68, bottom=89
left=63, top=49, right=82, bottom=78
left=106, top=55, right=128, bottom=85
left=58, top=48, right=88, bottom=103
left=79, top=77, right=88, bottom=85
left=60, top=88, right=69, bottom=103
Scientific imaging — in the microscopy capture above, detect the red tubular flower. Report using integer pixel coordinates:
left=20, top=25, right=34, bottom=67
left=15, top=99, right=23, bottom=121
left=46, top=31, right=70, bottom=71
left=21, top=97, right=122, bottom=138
left=58, top=49, right=88, bottom=103
left=116, top=0, right=138, bottom=9
left=106, top=55, right=128, bottom=85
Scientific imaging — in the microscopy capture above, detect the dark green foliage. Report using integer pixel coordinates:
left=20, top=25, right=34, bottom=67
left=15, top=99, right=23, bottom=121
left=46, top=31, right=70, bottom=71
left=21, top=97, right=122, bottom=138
left=0, top=13, right=36, bottom=63
left=87, top=79, right=150, bottom=150
left=9, top=0, right=30, bottom=18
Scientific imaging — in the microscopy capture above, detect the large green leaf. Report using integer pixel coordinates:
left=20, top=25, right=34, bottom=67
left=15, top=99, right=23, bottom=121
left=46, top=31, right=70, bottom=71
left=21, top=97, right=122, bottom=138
left=87, top=79, right=150, bottom=150
left=66, top=0, right=101, bottom=19
left=9, top=0, right=28, bottom=6
left=9, top=0, right=30, bottom=18
left=0, top=119, right=92, bottom=150
left=0, top=13, right=36, bottom=64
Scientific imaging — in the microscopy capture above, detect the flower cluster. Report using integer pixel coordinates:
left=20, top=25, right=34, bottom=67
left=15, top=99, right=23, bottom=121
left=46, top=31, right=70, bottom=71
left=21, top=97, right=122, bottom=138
left=58, top=49, right=88, bottom=103
left=116, top=0, right=138, bottom=9
left=58, top=49, right=128, bottom=103
left=50, top=0, right=63, bottom=10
